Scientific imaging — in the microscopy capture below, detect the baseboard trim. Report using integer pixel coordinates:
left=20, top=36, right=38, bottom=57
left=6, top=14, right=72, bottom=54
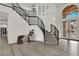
left=60, top=37, right=79, bottom=41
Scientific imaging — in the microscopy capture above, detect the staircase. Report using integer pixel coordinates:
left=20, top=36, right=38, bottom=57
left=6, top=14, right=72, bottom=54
left=45, top=30, right=57, bottom=45
left=45, top=24, right=59, bottom=45
left=0, top=3, right=59, bottom=44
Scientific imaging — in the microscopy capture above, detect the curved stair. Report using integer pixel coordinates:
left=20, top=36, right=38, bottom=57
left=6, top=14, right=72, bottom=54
left=0, top=3, right=59, bottom=44
left=0, top=3, right=45, bottom=44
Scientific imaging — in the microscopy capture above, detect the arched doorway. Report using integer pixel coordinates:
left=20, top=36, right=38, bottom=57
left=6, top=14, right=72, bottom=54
left=62, top=5, right=78, bottom=39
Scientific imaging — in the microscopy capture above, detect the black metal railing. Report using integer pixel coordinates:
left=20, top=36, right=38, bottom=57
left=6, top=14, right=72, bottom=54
left=28, top=11, right=37, bottom=16
left=12, top=3, right=29, bottom=23
left=51, top=24, right=59, bottom=44
left=0, top=3, right=12, bottom=8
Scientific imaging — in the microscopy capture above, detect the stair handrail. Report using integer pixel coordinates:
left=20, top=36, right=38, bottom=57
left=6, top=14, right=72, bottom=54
left=13, top=3, right=27, bottom=15
left=0, top=3, right=12, bottom=8
left=51, top=24, right=59, bottom=44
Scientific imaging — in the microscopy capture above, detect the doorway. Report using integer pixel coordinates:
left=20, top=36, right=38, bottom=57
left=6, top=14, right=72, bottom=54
left=63, top=19, right=78, bottom=40
left=0, top=27, right=7, bottom=37
left=0, top=12, right=8, bottom=40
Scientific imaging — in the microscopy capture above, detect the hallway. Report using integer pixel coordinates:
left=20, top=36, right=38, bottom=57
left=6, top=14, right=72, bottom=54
left=0, top=37, right=79, bottom=56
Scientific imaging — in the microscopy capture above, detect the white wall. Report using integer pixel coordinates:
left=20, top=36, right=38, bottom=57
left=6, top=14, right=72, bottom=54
left=8, top=11, right=30, bottom=44
left=29, top=25, right=44, bottom=42
left=54, top=5, right=63, bottom=38
left=19, top=4, right=32, bottom=11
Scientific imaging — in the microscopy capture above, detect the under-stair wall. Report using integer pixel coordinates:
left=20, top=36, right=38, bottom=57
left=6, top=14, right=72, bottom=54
left=29, top=25, right=44, bottom=42
left=0, top=5, right=30, bottom=44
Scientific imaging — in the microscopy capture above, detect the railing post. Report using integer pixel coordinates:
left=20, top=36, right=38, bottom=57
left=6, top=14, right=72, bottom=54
left=38, top=17, right=39, bottom=26
left=51, top=24, right=59, bottom=45
left=25, top=12, right=26, bottom=20
left=12, top=3, right=15, bottom=9
left=50, top=24, right=52, bottom=32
